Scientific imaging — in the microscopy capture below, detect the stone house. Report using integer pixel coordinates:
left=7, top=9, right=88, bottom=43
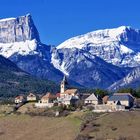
left=27, top=93, right=37, bottom=102
left=107, top=93, right=135, bottom=108
left=35, top=92, right=56, bottom=108
left=62, top=95, right=79, bottom=106
left=84, top=93, right=98, bottom=105
left=40, top=92, right=56, bottom=103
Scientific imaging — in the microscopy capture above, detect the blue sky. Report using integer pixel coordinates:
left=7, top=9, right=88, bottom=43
left=0, top=0, right=140, bottom=45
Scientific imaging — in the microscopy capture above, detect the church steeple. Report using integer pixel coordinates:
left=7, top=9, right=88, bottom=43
left=60, top=75, right=67, bottom=93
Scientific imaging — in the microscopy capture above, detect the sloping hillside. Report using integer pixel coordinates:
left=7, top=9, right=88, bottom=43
left=0, top=55, right=59, bottom=98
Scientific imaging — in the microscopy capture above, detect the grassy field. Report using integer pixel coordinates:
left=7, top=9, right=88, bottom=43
left=0, top=104, right=140, bottom=140
left=0, top=114, right=81, bottom=140
left=83, top=111, right=140, bottom=140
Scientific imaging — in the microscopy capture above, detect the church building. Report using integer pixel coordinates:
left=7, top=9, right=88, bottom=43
left=59, top=76, right=79, bottom=105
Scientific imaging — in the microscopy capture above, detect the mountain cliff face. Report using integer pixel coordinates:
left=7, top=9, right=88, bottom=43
left=1, top=14, right=140, bottom=89
left=0, top=14, right=40, bottom=57
left=0, top=14, right=40, bottom=43
left=108, top=67, right=140, bottom=90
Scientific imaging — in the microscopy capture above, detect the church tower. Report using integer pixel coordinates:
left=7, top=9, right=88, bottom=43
left=60, top=75, right=67, bottom=93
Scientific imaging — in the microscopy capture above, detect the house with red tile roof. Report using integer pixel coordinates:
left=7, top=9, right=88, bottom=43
left=41, top=92, right=56, bottom=103
left=15, top=95, right=25, bottom=104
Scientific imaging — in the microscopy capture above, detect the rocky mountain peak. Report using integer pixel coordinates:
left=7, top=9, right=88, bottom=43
left=0, top=14, right=40, bottom=43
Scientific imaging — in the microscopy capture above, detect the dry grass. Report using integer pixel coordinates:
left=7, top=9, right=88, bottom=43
left=89, top=111, right=140, bottom=140
left=0, top=105, right=13, bottom=116
left=0, top=114, right=81, bottom=140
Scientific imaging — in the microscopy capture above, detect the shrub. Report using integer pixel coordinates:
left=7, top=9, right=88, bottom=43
left=75, top=134, right=93, bottom=140
left=86, top=105, right=95, bottom=111
left=67, top=105, right=76, bottom=111
left=75, top=100, right=84, bottom=110
left=51, top=106, right=65, bottom=112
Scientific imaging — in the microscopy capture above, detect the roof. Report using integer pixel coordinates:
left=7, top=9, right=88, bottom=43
left=15, top=95, right=24, bottom=100
left=61, top=75, right=68, bottom=85
left=56, top=93, right=60, bottom=98
left=113, top=93, right=134, bottom=99
left=108, top=93, right=134, bottom=101
left=64, top=89, right=77, bottom=94
left=85, top=93, right=98, bottom=101
left=63, top=95, right=79, bottom=101
left=80, top=93, right=91, bottom=99
left=27, top=93, right=36, bottom=97
left=41, top=93, right=56, bottom=100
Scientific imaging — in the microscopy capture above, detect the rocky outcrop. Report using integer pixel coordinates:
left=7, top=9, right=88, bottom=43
left=0, top=14, right=40, bottom=43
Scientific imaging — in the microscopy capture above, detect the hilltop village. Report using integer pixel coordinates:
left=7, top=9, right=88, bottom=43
left=14, top=76, right=138, bottom=113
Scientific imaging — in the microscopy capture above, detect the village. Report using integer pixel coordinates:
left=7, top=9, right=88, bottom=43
left=0, top=76, right=140, bottom=140
left=14, top=76, right=138, bottom=113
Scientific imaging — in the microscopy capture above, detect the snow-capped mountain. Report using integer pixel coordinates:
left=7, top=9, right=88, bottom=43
left=0, top=14, right=40, bottom=57
left=108, top=67, right=140, bottom=90
left=51, top=26, right=140, bottom=88
left=1, top=14, right=140, bottom=89
left=0, top=14, right=63, bottom=82
left=56, top=26, right=140, bottom=68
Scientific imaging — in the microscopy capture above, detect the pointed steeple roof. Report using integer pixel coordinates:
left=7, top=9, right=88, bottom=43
left=61, top=75, right=68, bottom=85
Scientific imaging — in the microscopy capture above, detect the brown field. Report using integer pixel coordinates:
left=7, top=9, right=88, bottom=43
left=88, top=111, right=140, bottom=140
left=0, top=104, right=140, bottom=140
left=0, top=114, right=81, bottom=140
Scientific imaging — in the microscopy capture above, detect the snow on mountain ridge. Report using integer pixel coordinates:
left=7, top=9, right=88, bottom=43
left=0, top=18, right=16, bottom=22
left=56, top=26, right=140, bottom=68
left=57, top=26, right=136, bottom=49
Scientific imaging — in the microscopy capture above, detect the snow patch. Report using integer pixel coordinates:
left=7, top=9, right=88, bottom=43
left=120, top=45, right=133, bottom=54
left=0, top=39, right=38, bottom=58
left=51, top=53, right=69, bottom=76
